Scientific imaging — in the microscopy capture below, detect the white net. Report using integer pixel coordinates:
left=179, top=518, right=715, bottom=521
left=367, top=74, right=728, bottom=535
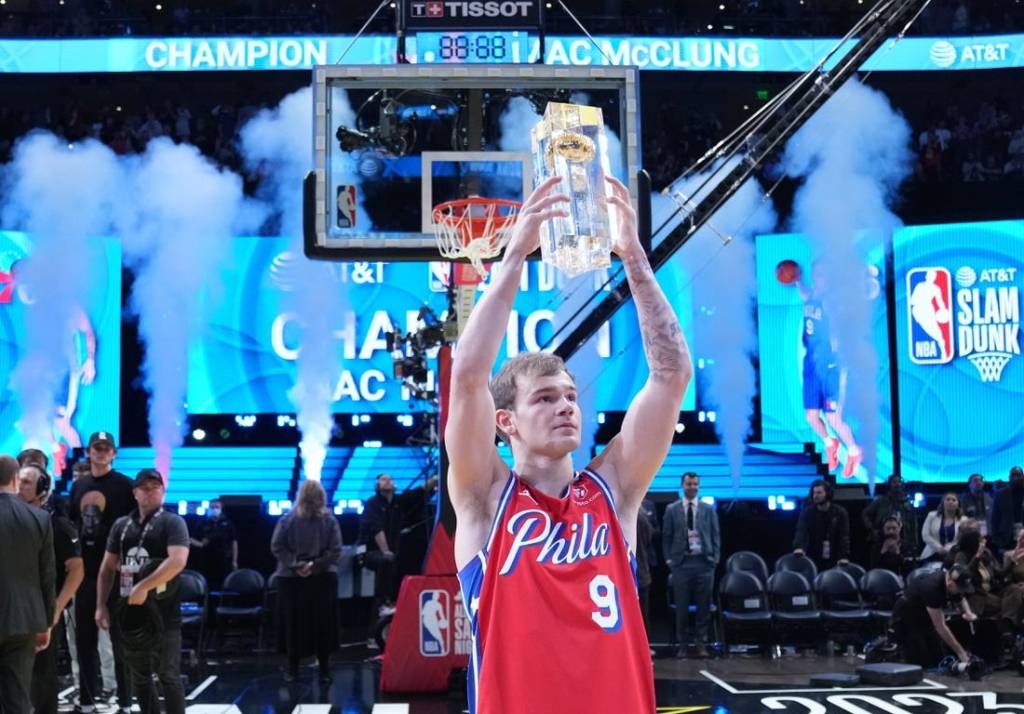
left=432, top=199, right=520, bottom=279
left=967, top=352, right=1012, bottom=382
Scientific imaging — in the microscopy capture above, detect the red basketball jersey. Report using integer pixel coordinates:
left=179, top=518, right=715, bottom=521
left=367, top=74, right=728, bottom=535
left=457, top=468, right=655, bottom=714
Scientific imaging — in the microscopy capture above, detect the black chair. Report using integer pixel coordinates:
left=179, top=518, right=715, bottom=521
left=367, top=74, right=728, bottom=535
left=725, top=551, right=770, bottom=586
left=216, top=568, right=266, bottom=651
left=861, top=568, right=904, bottom=634
left=767, top=571, right=822, bottom=647
left=836, top=561, right=867, bottom=585
left=178, top=569, right=208, bottom=664
left=262, top=573, right=281, bottom=651
left=774, top=552, right=819, bottom=584
left=814, top=569, right=871, bottom=646
left=718, top=571, right=772, bottom=652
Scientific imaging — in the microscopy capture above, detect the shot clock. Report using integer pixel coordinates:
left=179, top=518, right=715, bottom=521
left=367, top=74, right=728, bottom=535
left=399, top=0, right=543, bottom=64
left=414, top=30, right=531, bottom=63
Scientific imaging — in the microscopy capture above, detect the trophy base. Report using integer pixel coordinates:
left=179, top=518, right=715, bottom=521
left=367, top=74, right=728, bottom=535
left=547, top=234, right=611, bottom=278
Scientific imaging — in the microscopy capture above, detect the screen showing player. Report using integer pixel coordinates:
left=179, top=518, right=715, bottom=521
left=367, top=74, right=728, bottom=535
left=893, top=219, right=1024, bottom=482
left=0, top=231, right=121, bottom=466
left=755, top=232, right=894, bottom=483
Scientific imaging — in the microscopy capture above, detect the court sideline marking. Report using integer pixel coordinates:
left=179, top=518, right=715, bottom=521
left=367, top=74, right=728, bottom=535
left=699, top=669, right=947, bottom=695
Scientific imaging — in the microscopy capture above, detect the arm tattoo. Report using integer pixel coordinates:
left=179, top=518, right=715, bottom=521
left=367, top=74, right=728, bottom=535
left=622, top=252, right=691, bottom=382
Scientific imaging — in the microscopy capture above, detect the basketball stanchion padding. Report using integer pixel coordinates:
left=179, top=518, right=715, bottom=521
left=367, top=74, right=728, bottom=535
left=809, top=673, right=860, bottom=687
left=856, top=662, right=924, bottom=686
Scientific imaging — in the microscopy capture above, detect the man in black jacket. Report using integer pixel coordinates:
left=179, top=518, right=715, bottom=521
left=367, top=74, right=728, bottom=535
left=991, top=466, right=1024, bottom=554
left=793, top=479, right=850, bottom=571
left=358, top=473, right=437, bottom=615
left=69, top=432, right=136, bottom=713
left=17, top=463, right=83, bottom=714
left=0, top=455, right=56, bottom=714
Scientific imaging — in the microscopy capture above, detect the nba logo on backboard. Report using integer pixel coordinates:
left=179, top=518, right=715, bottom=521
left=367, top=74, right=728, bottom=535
left=419, top=590, right=450, bottom=657
left=428, top=262, right=451, bottom=292
left=907, top=267, right=954, bottom=364
left=336, top=185, right=357, bottom=229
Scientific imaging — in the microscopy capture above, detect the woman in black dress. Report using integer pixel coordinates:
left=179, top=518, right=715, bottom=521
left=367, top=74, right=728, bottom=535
left=271, top=479, right=342, bottom=682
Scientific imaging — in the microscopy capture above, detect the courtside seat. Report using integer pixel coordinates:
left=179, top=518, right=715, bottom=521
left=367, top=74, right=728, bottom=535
left=815, top=569, right=871, bottom=645
left=861, top=568, right=904, bottom=633
left=774, top=552, right=819, bottom=584
left=767, top=571, right=822, bottom=646
left=726, top=551, right=770, bottom=586
left=718, top=571, right=772, bottom=651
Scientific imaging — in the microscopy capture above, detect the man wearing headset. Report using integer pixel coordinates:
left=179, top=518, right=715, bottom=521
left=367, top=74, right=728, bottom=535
left=793, top=478, right=851, bottom=572
left=17, top=463, right=83, bottom=714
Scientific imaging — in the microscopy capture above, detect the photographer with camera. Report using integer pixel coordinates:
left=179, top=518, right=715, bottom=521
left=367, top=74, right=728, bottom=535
left=96, top=469, right=189, bottom=714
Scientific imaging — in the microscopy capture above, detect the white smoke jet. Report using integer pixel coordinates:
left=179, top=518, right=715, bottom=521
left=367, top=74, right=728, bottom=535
left=239, top=86, right=357, bottom=481
left=115, top=138, right=248, bottom=479
left=655, top=160, right=776, bottom=493
left=0, top=132, right=123, bottom=459
left=781, top=80, right=912, bottom=487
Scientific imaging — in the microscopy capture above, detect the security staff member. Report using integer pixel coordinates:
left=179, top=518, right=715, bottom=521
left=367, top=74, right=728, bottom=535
left=892, top=564, right=976, bottom=667
left=17, top=464, right=83, bottom=714
left=96, top=469, right=189, bottom=714
left=189, top=499, right=237, bottom=589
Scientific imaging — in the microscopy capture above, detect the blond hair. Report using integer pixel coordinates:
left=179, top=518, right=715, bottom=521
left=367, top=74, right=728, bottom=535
left=489, top=352, right=574, bottom=443
left=295, top=479, right=327, bottom=519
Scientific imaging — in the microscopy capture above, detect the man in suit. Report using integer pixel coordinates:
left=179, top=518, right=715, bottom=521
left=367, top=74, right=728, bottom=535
left=663, top=471, right=720, bottom=658
left=0, top=455, right=56, bottom=714
left=991, top=466, right=1024, bottom=554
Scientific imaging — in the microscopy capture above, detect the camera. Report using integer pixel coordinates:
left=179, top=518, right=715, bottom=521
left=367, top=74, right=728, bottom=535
left=384, top=305, right=457, bottom=402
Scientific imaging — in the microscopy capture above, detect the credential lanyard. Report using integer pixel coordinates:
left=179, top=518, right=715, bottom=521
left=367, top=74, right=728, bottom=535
left=120, top=510, right=162, bottom=563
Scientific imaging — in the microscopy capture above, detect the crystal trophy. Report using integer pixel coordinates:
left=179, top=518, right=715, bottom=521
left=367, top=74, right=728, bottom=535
left=531, top=102, right=614, bottom=277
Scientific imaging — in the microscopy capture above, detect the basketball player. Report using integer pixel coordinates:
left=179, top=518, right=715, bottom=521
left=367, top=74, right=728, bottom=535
left=798, top=264, right=861, bottom=478
left=447, top=175, right=692, bottom=713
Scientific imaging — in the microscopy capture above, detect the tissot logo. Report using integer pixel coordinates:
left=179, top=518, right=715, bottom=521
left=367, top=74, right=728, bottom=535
left=405, top=0, right=540, bottom=27
left=445, top=1, right=534, bottom=18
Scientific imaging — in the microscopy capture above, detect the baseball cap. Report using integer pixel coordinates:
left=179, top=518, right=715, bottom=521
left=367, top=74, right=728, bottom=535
left=133, top=468, right=165, bottom=488
left=88, top=431, right=116, bottom=449
left=947, top=564, right=975, bottom=595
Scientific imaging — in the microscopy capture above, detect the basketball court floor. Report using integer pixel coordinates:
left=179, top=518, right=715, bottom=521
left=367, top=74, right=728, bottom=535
left=60, top=648, right=1024, bottom=713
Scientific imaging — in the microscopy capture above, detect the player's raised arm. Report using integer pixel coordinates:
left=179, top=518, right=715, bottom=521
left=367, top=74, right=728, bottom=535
left=446, top=178, right=570, bottom=503
left=594, top=176, right=692, bottom=507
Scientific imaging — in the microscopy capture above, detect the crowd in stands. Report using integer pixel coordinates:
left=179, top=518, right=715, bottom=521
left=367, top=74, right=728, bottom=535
left=915, top=100, right=1024, bottom=183
left=0, top=0, right=1014, bottom=38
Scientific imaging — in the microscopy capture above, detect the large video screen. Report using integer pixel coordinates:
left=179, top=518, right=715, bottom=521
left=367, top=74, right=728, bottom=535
left=187, top=236, right=696, bottom=414
left=756, top=233, right=894, bottom=483
left=0, top=232, right=121, bottom=461
left=893, top=220, right=1024, bottom=482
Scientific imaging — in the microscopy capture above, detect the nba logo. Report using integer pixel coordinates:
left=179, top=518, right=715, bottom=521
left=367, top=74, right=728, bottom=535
left=428, top=262, right=451, bottom=292
left=907, top=267, right=954, bottom=364
left=419, top=590, right=450, bottom=657
left=336, top=185, right=357, bottom=229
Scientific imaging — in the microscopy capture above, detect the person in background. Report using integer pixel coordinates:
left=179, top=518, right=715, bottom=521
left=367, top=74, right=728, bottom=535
left=358, top=473, right=437, bottom=616
left=189, top=499, right=237, bottom=589
left=17, top=464, right=83, bottom=714
left=792, top=479, right=850, bottom=572
left=271, top=480, right=341, bottom=684
left=663, top=472, right=720, bottom=659
left=96, top=469, right=189, bottom=714
left=68, top=431, right=135, bottom=714
left=960, top=473, right=992, bottom=536
left=871, top=516, right=914, bottom=574
left=891, top=563, right=976, bottom=668
left=992, top=466, right=1024, bottom=555
left=0, top=455, right=56, bottom=714
left=920, top=492, right=964, bottom=563
left=863, top=474, right=919, bottom=554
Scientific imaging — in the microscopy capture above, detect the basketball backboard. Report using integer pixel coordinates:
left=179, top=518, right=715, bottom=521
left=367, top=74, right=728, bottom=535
left=304, top=64, right=641, bottom=261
